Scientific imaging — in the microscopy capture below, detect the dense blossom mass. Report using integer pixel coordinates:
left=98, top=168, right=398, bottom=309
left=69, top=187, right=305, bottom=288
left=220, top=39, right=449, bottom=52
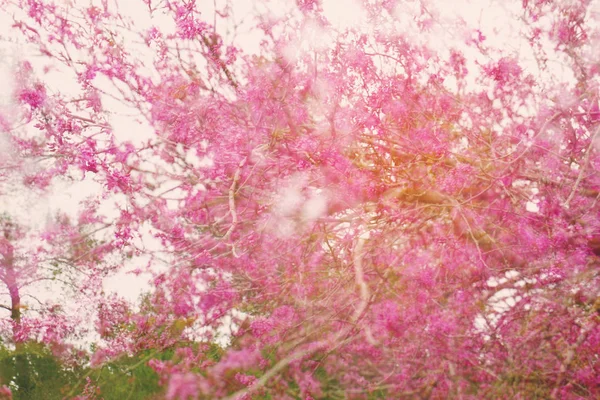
left=0, top=0, right=599, bottom=398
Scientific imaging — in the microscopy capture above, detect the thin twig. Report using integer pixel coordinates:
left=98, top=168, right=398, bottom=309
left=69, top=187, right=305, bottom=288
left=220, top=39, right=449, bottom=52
left=221, top=157, right=247, bottom=241
left=564, top=125, right=600, bottom=208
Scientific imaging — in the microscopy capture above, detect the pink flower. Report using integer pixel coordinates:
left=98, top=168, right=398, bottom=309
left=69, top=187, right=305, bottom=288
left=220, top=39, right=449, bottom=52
left=18, top=84, right=46, bottom=109
left=106, top=170, right=131, bottom=192
left=250, top=318, right=274, bottom=337
left=297, top=0, right=319, bottom=12
left=235, top=372, right=257, bottom=386
left=166, top=373, right=199, bottom=400
left=145, top=27, right=162, bottom=44
left=0, top=385, right=12, bottom=400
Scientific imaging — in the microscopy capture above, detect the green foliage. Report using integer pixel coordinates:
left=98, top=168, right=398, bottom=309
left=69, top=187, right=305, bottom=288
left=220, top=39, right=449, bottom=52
left=0, top=342, right=82, bottom=400
left=0, top=343, right=171, bottom=400
left=92, top=356, right=162, bottom=400
left=206, top=342, right=224, bottom=362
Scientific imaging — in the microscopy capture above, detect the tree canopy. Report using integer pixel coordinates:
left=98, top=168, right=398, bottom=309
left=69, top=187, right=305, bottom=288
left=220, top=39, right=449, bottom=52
left=0, top=0, right=599, bottom=398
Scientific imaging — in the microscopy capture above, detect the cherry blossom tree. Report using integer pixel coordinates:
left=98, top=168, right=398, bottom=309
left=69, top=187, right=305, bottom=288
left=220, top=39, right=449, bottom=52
left=1, top=0, right=600, bottom=398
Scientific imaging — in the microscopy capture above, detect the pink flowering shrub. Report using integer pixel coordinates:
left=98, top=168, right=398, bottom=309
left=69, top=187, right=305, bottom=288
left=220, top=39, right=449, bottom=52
left=0, top=0, right=599, bottom=398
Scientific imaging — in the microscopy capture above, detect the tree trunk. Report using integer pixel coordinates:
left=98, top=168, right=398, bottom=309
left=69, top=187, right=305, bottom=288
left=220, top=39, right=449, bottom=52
left=1, top=236, right=32, bottom=397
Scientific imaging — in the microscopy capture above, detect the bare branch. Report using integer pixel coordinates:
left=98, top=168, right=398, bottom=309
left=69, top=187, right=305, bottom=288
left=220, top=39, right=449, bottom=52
left=564, top=125, right=600, bottom=208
